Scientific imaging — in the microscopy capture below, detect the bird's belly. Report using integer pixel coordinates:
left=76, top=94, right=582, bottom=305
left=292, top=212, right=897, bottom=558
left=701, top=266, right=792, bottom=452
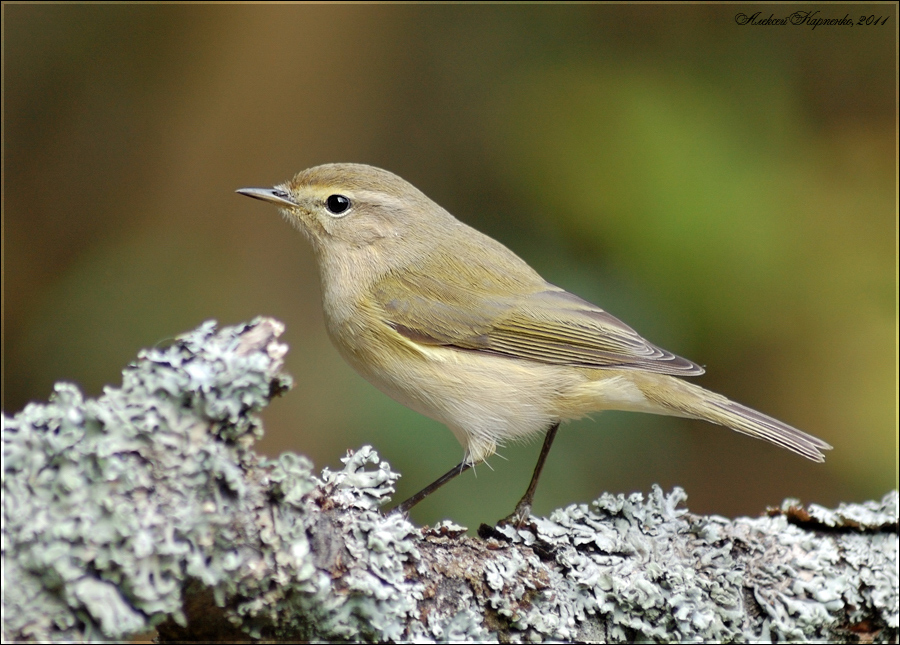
left=332, top=328, right=580, bottom=463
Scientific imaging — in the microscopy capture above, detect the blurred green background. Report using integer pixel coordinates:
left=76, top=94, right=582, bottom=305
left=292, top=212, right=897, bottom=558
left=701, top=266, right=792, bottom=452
left=4, top=5, right=896, bottom=528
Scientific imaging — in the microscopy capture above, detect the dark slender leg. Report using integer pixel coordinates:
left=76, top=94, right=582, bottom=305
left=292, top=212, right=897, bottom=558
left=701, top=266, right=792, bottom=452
left=501, top=422, right=560, bottom=528
left=390, top=460, right=473, bottom=516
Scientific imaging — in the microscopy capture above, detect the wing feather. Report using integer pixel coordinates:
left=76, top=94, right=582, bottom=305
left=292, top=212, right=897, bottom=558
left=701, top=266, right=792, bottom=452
left=373, top=255, right=703, bottom=376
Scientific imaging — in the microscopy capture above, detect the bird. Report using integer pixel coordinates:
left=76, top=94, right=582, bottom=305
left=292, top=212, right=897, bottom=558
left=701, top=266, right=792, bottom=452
left=238, top=163, right=831, bottom=525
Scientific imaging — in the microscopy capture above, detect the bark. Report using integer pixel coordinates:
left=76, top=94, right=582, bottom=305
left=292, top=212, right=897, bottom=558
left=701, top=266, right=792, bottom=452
left=2, top=319, right=897, bottom=643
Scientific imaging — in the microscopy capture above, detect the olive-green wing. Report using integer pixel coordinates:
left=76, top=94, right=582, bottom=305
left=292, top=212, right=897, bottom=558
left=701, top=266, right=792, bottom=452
left=373, top=269, right=704, bottom=376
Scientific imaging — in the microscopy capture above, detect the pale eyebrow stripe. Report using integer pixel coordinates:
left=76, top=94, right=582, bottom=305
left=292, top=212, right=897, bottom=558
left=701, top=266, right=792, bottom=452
left=354, top=190, right=409, bottom=210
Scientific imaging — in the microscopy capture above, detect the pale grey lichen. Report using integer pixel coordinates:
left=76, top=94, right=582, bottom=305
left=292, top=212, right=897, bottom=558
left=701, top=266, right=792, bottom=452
left=481, top=488, right=898, bottom=642
left=1, top=319, right=470, bottom=642
left=3, top=318, right=897, bottom=643
left=3, top=318, right=296, bottom=641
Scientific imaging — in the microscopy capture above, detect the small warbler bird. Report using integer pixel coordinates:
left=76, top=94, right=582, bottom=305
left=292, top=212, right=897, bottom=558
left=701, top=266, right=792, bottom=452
left=238, top=163, right=831, bottom=525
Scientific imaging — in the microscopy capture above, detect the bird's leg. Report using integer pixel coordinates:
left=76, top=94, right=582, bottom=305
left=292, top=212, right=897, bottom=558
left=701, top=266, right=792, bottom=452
left=390, top=459, right=473, bottom=516
left=500, top=422, right=560, bottom=528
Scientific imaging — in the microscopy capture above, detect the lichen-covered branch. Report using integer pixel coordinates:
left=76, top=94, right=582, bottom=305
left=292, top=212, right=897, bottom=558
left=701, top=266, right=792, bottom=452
left=2, top=319, right=897, bottom=643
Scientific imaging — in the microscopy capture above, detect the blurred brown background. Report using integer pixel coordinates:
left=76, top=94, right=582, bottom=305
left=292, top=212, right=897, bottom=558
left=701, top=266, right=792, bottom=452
left=4, top=5, right=896, bottom=528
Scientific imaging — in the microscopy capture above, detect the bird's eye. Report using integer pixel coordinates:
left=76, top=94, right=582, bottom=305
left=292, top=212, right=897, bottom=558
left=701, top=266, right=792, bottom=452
left=325, top=194, right=351, bottom=216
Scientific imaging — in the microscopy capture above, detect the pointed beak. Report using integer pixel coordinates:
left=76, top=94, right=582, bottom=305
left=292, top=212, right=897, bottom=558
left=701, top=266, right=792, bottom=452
left=236, top=187, right=298, bottom=208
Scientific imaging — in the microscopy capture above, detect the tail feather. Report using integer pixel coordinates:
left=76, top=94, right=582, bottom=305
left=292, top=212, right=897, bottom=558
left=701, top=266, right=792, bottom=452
left=706, top=398, right=831, bottom=462
left=638, top=375, right=832, bottom=462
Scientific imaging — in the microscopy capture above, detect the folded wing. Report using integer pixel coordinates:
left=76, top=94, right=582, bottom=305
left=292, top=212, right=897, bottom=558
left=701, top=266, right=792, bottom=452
left=374, top=257, right=703, bottom=376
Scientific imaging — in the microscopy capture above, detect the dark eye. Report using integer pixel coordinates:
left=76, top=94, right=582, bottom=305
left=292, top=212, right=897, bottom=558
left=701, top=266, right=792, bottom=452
left=325, top=194, right=351, bottom=215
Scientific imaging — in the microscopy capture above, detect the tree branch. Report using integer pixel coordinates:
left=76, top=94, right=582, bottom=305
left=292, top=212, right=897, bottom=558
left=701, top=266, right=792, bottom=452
left=2, top=319, right=897, bottom=642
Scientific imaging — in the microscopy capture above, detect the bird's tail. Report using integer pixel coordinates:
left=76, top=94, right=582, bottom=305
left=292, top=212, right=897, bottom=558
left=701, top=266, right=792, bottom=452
left=635, top=374, right=832, bottom=462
